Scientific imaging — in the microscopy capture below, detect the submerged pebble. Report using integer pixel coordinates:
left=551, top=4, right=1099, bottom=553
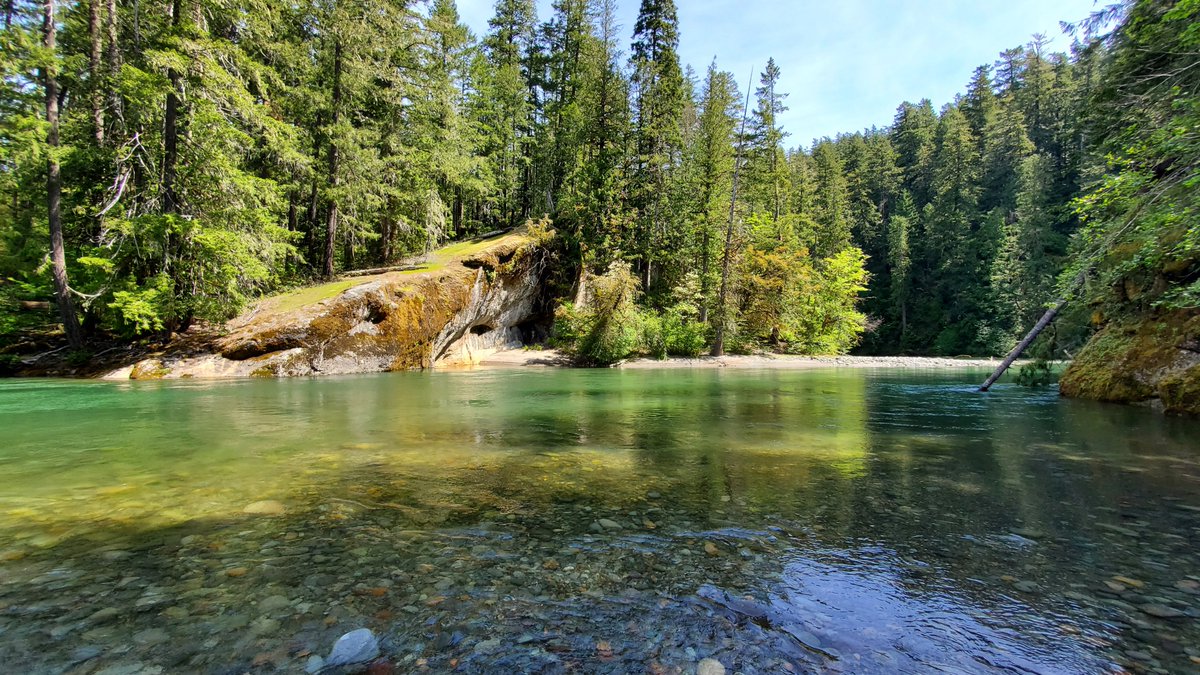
left=326, top=628, right=380, bottom=666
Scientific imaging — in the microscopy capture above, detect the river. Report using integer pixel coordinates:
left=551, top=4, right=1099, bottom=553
left=0, top=368, right=1197, bottom=673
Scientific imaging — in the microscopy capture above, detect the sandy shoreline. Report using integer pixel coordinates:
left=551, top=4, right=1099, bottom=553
left=471, top=349, right=1017, bottom=371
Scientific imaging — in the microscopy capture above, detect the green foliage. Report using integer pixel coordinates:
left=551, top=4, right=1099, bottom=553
left=107, top=275, right=173, bottom=337
left=554, top=260, right=710, bottom=363
left=736, top=222, right=870, bottom=355
left=0, top=0, right=1184, bottom=375
left=1014, top=358, right=1057, bottom=387
left=556, top=261, right=643, bottom=366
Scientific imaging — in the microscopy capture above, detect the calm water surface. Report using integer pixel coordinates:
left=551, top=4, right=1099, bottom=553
left=0, top=368, right=1198, bottom=674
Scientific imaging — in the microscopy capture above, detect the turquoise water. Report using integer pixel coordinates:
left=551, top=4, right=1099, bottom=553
left=0, top=368, right=1198, bottom=673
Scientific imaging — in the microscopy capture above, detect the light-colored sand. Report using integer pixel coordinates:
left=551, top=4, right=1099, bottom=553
left=467, top=349, right=1016, bottom=371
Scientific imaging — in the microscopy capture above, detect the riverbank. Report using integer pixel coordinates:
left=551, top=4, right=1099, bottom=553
left=470, top=349, right=1016, bottom=371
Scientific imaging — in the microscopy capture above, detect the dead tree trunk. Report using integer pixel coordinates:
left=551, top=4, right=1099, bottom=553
left=979, top=270, right=1087, bottom=391
left=162, top=0, right=182, bottom=213
left=710, top=67, right=754, bottom=357
left=105, top=0, right=123, bottom=135
left=323, top=39, right=342, bottom=280
left=43, top=0, right=83, bottom=349
left=88, top=0, right=103, bottom=144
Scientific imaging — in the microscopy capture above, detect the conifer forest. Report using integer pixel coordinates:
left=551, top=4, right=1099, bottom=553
left=0, top=0, right=1196, bottom=365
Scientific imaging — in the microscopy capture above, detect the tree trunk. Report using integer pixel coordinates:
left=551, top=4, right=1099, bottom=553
left=380, top=216, right=393, bottom=264
left=711, top=68, right=754, bottom=357
left=323, top=39, right=342, bottom=280
left=452, top=186, right=463, bottom=237
left=305, top=176, right=319, bottom=269
left=162, top=0, right=182, bottom=213
left=979, top=269, right=1087, bottom=391
left=978, top=299, right=1065, bottom=391
left=43, top=0, right=82, bottom=350
left=698, top=224, right=710, bottom=324
left=105, top=0, right=122, bottom=135
left=88, top=0, right=103, bottom=144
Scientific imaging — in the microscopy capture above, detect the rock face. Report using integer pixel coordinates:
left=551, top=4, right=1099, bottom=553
left=1059, top=310, right=1200, bottom=416
left=104, top=231, right=551, bottom=379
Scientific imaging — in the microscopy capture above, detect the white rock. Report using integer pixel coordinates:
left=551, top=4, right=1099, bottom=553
left=326, top=628, right=380, bottom=666
left=242, top=500, right=287, bottom=516
left=697, top=658, right=726, bottom=675
left=304, top=655, right=325, bottom=674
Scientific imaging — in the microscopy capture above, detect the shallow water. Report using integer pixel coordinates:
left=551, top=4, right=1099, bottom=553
left=0, top=368, right=1198, bottom=674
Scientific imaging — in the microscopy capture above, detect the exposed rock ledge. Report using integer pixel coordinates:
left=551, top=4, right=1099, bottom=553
left=1059, top=309, right=1200, bottom=416
left=104, top=231, right=551, bottom=379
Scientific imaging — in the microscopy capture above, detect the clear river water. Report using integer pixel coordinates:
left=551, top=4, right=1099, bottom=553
left=0, top=368, right=1198, bottom=674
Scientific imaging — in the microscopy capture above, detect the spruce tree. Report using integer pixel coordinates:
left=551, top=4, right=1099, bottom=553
left=628, top=0, right=684, bottom=290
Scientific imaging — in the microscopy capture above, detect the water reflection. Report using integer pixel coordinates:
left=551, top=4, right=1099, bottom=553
left=0, top=369, right=1197, bottom=673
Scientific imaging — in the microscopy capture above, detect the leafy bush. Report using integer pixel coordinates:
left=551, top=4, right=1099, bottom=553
left=107, top=274, right=175, bottom=337
left=640, top=312, right=667, bottom=360
left=554, top=263, right=714, bottom=364
left=662, top=312, right=707, bottom=357
left=1015, top=359, right=1057, bottom=387
left=556, top=261, right=643, bottom=366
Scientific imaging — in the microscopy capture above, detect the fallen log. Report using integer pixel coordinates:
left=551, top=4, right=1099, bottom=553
left=980, top=269, right=1087, bottom=392
left=979, top=299, right=1067, bottom=392
left=341, top=264, right=424, bottom=278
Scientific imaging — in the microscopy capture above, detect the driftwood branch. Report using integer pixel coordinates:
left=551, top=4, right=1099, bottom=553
left=96, top=167, right=131, bottom=216
left=341, top=264, right=424, bottom=278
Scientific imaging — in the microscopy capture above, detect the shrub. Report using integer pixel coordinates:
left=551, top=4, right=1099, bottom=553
left=557, top=261, right=643, bottom=366
left=640, top=312, right=667, bottom=359
left=662, top=312, right=707, bottom=357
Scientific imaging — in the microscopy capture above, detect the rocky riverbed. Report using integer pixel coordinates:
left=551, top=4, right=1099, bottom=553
left=2, top=473, right=1199, bottom=674
left=1, top=369, right=1198, bottom=674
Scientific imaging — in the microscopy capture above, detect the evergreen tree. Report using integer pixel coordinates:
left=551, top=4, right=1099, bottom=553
left=474, top=0, right=537, bottom=227
left=890, top=99, right=938, bottom=206
left=918, top=106, right=986, bottom=353
left=628, top=0, right=684, bottom=290
left=571, top=0, right=629, bottom=271
left=745, top=58, right=789, bottom=221
left=684, top=61, right=738, bottom=321
left=960, top=65, right=997, bottom=148
left=810, top=139, right=850, bottom=258
left=993, top=152, right=1058, bottom=342
left=887, top=191, right=916, bottom=346
left=980, top=97, right=1035, bottom=215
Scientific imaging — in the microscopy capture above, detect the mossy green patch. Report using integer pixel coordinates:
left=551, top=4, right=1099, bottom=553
left=1159, top=364, right=1200, bottom=416
left=255, top=233, right=522, bottom=314
left=270, top=279, right=366, bottom=313
left=1060, top=310, right=1200, bottom=414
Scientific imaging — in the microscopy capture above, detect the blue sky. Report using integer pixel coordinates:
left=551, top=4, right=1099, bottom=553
left=455, top=0, right=1100, bottom=149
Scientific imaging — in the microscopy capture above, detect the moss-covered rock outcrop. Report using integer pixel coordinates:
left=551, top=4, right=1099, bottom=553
left=104, top=231, right=551, bottom=379
left=1059, top=310, right=1200, bottom=415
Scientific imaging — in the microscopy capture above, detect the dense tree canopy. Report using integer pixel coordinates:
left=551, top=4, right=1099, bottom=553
left=1, top=0, right=1194, bottom=364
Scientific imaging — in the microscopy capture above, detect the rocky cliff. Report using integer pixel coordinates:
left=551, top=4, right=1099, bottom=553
left=1059, top=309, right=1200, bottom=416
left=104, top=231, right=552, bottom=379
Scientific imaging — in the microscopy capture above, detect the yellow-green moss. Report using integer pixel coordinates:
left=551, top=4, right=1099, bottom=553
left=1159, top=364, right=1200, bottom=416
left=254, top=232, right=522, bottom=314
left=271, top=279, right=365, bottom=313
left=130, top=359, right=169, bottom=380
left=1060, top=310, right=1200, bottom=414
